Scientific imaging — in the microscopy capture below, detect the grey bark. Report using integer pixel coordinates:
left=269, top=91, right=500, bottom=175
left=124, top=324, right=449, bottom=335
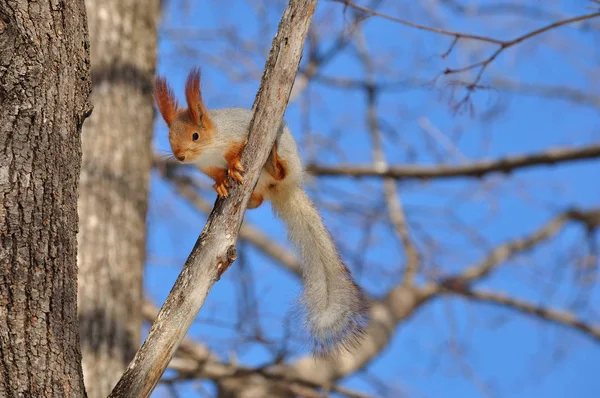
left=0, top=0, right=92, bottom=396
left=76, top=0, right=159, bottom=396
left=109, top=0, right=318, bottom=396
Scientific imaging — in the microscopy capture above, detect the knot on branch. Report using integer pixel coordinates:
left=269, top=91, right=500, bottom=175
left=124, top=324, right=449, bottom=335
left=439, top=276, right=471, bottom=293
left=216, top=245, right=237, bottom=280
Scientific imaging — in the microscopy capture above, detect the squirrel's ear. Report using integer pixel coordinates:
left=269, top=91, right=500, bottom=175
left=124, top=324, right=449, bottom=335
left=185, top=67, right=211, bottom=128
left=154, top=76, right=178, bottom=127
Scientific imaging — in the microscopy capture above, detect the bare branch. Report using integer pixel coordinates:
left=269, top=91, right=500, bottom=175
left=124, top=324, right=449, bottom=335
left=453, top=214, right=568, bottom=283
left=140, top=301, right=225, bottom=376
left=289, top=284, right=437, bottom=384
left=332, top=0, right=600, bottom=55
left=163, top=203, right=598, bottom=389
left=503, top=11, right=600, bottom=47
left=441, top=288, right=600, bottom=342
left=306, top=144, right=600, bottom=180
left=109, top=1, right=317, bottom=396
left=331, top=0, right=504, bottom=44
left=144, top=301, right=375, bottom=398
left=167, top=356, right=375, bottom=398
left=445, top=10, right=600, bottom=109
left=445, top=208, right=600, bottom=284
left=330, top=1, right=600, bottom=110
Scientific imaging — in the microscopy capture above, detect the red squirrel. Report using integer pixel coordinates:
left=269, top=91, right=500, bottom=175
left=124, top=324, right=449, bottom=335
left=154, top=67, right=368, bottom=355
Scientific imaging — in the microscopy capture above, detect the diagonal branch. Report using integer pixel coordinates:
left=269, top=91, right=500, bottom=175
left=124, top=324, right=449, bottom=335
left=443, top=208, right=600, bottom=285
left=287, top=209, right=594, bottom=386
left=452, top=214, right=568, bottom=283
left=109, top=1, right=318, bottom=396
left=306, top=144, right=600, bottom=180
left=440, top=288, right=600, bottom=342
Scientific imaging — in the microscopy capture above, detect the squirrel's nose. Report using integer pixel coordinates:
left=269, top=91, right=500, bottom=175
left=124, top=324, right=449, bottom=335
left=176, top=154, right=185, bottom=161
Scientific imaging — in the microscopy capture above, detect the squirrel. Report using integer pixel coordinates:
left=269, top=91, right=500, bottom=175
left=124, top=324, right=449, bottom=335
left=154, top=67, right=368, bottom=355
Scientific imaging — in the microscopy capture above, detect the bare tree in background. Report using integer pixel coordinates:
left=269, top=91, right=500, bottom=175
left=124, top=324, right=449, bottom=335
left=146, top=0, right=600, bottom=397
left=0, top=0, right=91, bottom=396
left=77, top=0, right=160, bottom=396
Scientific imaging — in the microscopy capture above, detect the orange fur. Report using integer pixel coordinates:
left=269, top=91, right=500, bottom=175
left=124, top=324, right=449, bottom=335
left=172, top=113, right=215, bottom=160
left=154, top=76, right=178, bottom=127
left=224, top=140, right=246, bottom=184
left=204, top=167, right=229, bottom=197
left=265, top=143, right=287, bottom=180
left=185, top=67, right=213, bottom=130
left=203, top=167, right=227, bottom=183
left=248, top=192, right=264, bottom=209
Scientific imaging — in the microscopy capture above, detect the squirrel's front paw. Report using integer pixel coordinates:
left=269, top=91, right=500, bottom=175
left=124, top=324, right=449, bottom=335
left=213, top=180, right=229, bottom=197
left=228, top=160, right=244, bottom=184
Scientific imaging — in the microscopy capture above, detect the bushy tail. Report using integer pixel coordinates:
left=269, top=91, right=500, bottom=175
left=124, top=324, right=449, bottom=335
left=271, top=185, right=368, bottom=355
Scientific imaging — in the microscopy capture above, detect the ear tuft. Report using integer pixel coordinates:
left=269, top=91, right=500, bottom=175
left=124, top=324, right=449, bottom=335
left=185, top=67, right=207, bottom=125
left=154, top=76, right=178, bottom=127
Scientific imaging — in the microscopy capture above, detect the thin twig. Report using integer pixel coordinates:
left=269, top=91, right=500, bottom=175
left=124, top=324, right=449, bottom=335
left=453, top=214, right=568, bottom=282
left=331, top=0, right=504, bottom=44
left=441, top=288, right=600, bottom=342
left=445, top=10, right=600, bottom=109
left=442, top=209, right=600, bottom=285
left=331, top=0, right=600, bottom=111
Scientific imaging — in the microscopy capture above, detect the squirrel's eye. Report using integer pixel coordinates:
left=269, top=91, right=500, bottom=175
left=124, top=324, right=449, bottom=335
left=192, top=132, right=199, bottom=141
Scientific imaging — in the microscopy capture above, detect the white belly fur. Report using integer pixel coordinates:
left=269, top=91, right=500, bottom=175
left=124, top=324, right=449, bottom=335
left=192, top=147, right=228, bottom=170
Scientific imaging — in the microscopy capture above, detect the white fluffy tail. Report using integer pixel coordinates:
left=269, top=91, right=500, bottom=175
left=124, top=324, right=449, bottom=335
left=271, top=185, right=368, bottom=355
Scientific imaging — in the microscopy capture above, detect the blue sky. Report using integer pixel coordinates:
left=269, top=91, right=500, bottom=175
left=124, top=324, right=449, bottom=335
left=145, top=1, right=599, bottom=397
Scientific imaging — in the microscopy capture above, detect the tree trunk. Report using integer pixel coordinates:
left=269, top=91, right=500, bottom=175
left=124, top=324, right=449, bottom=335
left=76, top=0, right=159, bottom=396
left=0, top=1, right=91, bottom=396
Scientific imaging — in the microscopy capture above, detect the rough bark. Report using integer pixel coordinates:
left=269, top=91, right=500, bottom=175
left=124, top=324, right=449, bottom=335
left=0, top=0, right=92, bottom=396
left=109, top=1, right=318, bottom=396
left=76, top=0, right=159, bottom=396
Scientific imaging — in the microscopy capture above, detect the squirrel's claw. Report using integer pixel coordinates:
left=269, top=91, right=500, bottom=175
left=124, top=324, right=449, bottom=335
left=213, top=182, right=229, bottom=198
left=229, top=171, right=244, bottom=184
left=234, top=160, right=244, bottom=172
left=228, top=160, right=245, bottom=184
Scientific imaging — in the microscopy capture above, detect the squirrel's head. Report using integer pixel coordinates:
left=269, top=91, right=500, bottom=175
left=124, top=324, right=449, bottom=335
left=154, top=67, right=214, bottom=163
